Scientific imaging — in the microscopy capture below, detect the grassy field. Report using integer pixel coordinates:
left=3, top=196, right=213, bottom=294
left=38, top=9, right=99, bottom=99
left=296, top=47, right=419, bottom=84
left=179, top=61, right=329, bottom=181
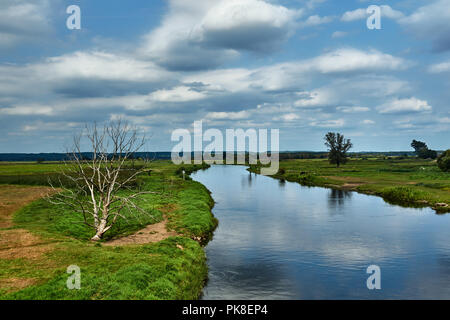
left=0, top=161, right=217, bottom=299
left=249, top=158, right=450, bottom=213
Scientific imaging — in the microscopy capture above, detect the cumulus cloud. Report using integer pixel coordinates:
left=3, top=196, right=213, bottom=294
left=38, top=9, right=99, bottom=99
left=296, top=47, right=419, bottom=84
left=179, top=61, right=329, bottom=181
left=343, top=1, right=450, bottom=53
left=206, top=111, right=251, bottom=120
left=185, top=49, right=409, bottom=95
left=398, top=0, right=450, bottom=52
left=341, top=8, right=366, bottom=22
left=193, top=0, right=301, bottom=51
left=0, top=0, right=52, bottom=49
left=341, top=5, right=404, bottom=22
left=337, top=106, right=370, bottom=113
left=140, top=0, right=301, bottom=70
left=294, top=90, right=334, bottom=108
left=310, top=119, right=345, bottom=128
left=428, top=61, right=450, bottom=73
left=308, top=48, right=408, bottom=73
left=301, top=15, right=334, bottom=27
left=40, top=51, right=171, bottom=83
left=377, top=98, right=432, bottom=114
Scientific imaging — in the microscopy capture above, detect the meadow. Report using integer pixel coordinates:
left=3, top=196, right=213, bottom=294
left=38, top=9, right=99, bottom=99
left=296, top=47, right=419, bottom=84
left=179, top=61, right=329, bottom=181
left=249, top=157, right=450, bottom=213
left=2, top=157, right=450, bottom=299
left=0, top=161, right=217, bottom=299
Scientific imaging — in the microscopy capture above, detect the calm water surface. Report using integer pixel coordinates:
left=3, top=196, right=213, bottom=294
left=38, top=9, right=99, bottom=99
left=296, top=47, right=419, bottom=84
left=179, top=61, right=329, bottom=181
left=191, top=165, right=450, bottom=299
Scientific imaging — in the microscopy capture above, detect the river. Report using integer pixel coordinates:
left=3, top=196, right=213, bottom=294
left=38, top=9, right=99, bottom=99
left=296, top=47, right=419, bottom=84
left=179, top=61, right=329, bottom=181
left=191, top=165, right=450, bottom=299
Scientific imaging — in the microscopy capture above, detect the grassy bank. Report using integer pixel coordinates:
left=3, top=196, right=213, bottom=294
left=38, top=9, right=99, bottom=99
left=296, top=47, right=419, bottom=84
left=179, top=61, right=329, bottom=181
left=0, top=161, right=217, bottom=299
left=249, top=158, right=450, bottom=213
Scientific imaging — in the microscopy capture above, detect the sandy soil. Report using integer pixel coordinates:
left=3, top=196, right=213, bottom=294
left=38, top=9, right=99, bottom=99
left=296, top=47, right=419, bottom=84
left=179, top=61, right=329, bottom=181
left=104, top=217, right=178, bottom=246
left=0, top=185, right=57, bottom=292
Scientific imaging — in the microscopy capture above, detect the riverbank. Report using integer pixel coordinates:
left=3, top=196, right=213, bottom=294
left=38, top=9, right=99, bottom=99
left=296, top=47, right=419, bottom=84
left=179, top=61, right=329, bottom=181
left=0, top=161, right=217, bottom=299
left=249, top=158, right=450, bottom=213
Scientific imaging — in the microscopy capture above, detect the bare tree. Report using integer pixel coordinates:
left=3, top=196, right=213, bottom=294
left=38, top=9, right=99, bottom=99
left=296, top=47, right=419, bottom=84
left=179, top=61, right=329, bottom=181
left=49, top=120, right=154, bottom=241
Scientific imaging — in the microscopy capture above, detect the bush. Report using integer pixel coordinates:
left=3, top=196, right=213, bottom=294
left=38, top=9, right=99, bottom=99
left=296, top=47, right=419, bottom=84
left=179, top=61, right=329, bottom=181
left=418, top=148, right=438, bottom=159
left=437, top=150, right=450, bottom=172
left=381, top=186, right=428, bottom=205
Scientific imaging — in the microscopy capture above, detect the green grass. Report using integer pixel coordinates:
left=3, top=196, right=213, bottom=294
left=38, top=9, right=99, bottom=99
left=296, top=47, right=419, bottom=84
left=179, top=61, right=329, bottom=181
left=0, top=160, right=217, bottom=300
left=167, top=180, right=218, bottom=241
left=249, top=158, right=450, bottom=213
left=1, top=237, right=207, bottom=300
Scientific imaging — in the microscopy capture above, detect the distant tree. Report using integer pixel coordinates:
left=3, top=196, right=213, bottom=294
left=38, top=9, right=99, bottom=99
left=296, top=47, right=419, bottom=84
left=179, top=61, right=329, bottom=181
left=411, top=140, right=427, bottom=152
left=324, top=132, right=353, bottom=168
left=437, top=150, right=450, bottom=172
left=411, top=140, right=437, bottom=159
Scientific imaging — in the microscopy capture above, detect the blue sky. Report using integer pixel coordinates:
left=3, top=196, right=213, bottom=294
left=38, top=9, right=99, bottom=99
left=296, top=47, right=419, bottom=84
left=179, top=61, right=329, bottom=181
left=0, top=0, right=449, bottom=152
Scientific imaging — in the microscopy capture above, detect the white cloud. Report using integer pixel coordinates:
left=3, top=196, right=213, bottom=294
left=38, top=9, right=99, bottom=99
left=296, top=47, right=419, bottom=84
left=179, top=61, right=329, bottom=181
left=309, top=48, right=408, bottom=73
left=0, top=104, right=54, bottom=116
left=206, top=110, right=251, bottom=120
left=0, top=0, right=51, bottom=49
left=377, top=98, right=432, bottom=114
left=380, top=5, right=405, bottom=20
left=184, top=48, right=409, bottom=94
left=149, top=86, right=206, bottom=102
left=302, top=15, right=334, bottom=27
left=362, top=119, right=375, bottom=125
left=310, top=119, right=345, bottom=128
left=337, top=106, right=370, bottom=113
left=275, top=113, right=300, bottom=122
left=37, top=51, right=170, bottom=83
left=398, top=0, right=450, bottom=52
left=140, top=0, right=301, bottom=70
left=428, top=61, right=450, bottom=73
left=341, top=5, right=404, bottom=22
left=341, top=8, right=366, bottom=22
left=294, top=90, right=334, bottom=107
left=331, top=31, right=348, bottom=38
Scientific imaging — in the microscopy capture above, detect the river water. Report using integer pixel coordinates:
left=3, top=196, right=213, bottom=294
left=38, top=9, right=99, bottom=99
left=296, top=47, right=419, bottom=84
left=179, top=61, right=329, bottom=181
left=191, top=165, right=450, bottom=299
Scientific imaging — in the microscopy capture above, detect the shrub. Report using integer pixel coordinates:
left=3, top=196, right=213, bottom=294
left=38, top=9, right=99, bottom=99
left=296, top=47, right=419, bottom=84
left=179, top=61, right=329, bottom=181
left=437, top=150, right=450, bottom=172
left=381, top=186, right=428, bottom=205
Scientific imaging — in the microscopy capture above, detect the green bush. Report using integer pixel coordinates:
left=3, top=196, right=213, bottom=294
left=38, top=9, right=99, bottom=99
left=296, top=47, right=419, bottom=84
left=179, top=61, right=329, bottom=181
left=437, top=150, right=450, bottom=172
left=381, top=186, right=428, bottom=205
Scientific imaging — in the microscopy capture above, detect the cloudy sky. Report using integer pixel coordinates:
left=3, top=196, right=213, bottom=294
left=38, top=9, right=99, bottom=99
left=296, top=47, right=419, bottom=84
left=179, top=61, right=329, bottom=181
left=1, top=0, right=449, bottom=152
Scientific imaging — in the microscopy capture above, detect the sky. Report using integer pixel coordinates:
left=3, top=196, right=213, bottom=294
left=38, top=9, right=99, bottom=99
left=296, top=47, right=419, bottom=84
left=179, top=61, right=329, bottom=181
left=0, top=0, right=449, bottom=153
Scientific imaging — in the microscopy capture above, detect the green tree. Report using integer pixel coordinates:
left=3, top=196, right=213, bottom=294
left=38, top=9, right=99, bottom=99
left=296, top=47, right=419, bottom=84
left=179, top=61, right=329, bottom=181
left=437, top=150, right=450, bottom=172
left=324, top=132, right=353, bottom=168
left=411, top=140, right=437, bottom=159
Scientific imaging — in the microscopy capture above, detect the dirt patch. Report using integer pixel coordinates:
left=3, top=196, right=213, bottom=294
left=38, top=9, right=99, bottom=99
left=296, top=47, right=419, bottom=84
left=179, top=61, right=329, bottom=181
left=0, top=185, right=56, bottom=228
left=341, top=183, right=365, bottom=189
left=0, top=229, right=54, bottom=260
left=0, top=278, right=38, bottom=293
left=105, top=217, right=178, bottom=246
left=323, top=176, right=366, bottom=190
left=0, top=186, right=57, bottom=260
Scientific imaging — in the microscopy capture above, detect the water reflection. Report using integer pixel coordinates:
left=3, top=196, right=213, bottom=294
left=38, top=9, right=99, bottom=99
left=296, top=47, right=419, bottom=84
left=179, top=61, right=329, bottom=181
left=327, top=189, right=353, bottom=210
left=192, top=165, right=450, bottom=300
